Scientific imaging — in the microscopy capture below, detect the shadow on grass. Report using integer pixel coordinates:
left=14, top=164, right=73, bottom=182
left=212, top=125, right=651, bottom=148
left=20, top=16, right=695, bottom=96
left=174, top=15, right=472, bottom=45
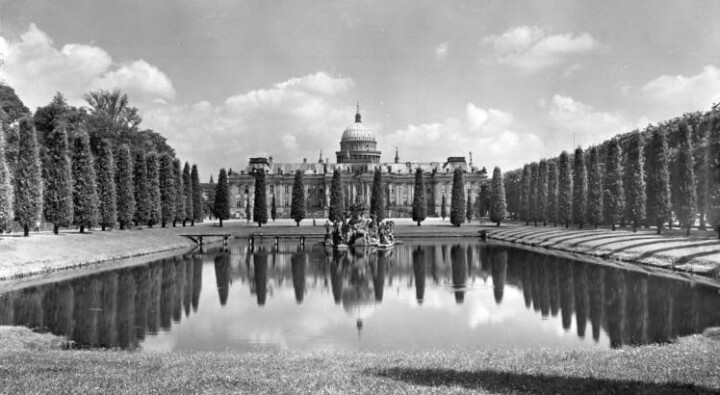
left=565, top=233, right=657, bottom=248
left=366, top=367, right=715, bottom=394
left=636, top=240, right=720, bottom=260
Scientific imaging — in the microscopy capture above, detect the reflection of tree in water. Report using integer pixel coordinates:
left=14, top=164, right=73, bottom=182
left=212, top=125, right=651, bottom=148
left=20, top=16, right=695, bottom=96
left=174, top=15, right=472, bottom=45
left=548, top=258, right=561, bottom=317
left=214, top=253, right=231, bottom=306
left=520, top=251, right=533, bottom=309
left=0, top=293, right=15, bottom=325
left=537, top=256, right=551, bottom=316
left=450, top=245, right=467, bottom=304
left=559, top=259, right=575, bottom=331
left=133, top=266, right=149, bottom=341
left=604, top=269, right=626, bottom=348
left=490, top=248, right=507, bottom=304
left=183, top=257, right=194, bottom=316
left=117, top=272, right=137, bottom=349
left=160, top=260, right=176, bottom=330
left=291, top=247, right=306, bottom=304
left=372, top=250, right=388, bottom=302
left=191, top=255, right=203, bottom=312
left=573, top=262, right=589, bottom=338
left=624, top=271, right=648, bottom=345
left=412, top=247, right=426, bottom=305
left=73, top=278, right=101, bottom=347
left=254, top=248, right=269, bottom=306
left=172, top=258, right=185, bottom=322
left=588, top=265, right=605, bottom=342
left=146, top=264, right=162, bottom=334
left=330, top=251, right=345, bottom=304
left=99, top=272, right=118, bottom=347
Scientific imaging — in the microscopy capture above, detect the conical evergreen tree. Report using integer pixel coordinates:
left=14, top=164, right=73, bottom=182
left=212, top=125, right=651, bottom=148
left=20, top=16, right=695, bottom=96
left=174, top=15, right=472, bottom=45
left=133, top=152, right=149, bottom=226
left=42, top=124, right=73, bottom=234
left=572, top=147, right=587, bottom=228
left=0, top=127, right=14, bottom=232
left=440, top=194, right=447, bottom=220
left=145, top=152, right=161, bottom=228
left=558, top=151, right=573, bottom=228
left=172, top=158, right=184, bottom=227
left=546, top=160, right=559, bottom=226
left=96, top=139, right=117, bottom=231
left=537, top=160, right=548, bottom=226
left=182, top=162, right=193, bottom=226
left=519, top=164, right=531, bottom=224
left=14, top=118, right=43, bottom=236
left=478, top=182, right=490, bottom=218
left=490, top=166, right=507, bottom=226
left=450, top=168, right=465, bottom=226
left=159, top=154, right=175, bottom=228
left=675, top=121, right=697, bottom=236
left=329, top=168, right=344, bottom=222
left=706, top=113, right=720, bottom=238
left=527, top=162, right=540, bottom=226
left=214, top=168, right=230, bottom=227
left=270, top=194, right=277, bottom=221
left=191, top=164, right=202, bottom=225
left=71, top=132, right=99, bottom=233
left=697, top=117, right=711, bottom=230
left=412, top=168, right=426, bottom=226
left=253, top=168, right=268, bottom=227
left=625, top=131, right=646, bottom=232
left=646, top=127, right=671, bottom=234
left=466, top=195, right=473, bottom=223
left=604, top=138, right=625, bottom=230
left=587, top=146, right=604, bottom=229
left=290, top=170, right=306, bottom=226
left=370, top=168, right=384, bottom=223
left=115, top=144, right=135, bottom=230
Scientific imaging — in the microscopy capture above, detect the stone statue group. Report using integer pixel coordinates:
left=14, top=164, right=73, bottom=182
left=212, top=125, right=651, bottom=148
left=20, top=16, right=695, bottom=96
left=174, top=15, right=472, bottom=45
left=324, top=205, right=395, bottom=248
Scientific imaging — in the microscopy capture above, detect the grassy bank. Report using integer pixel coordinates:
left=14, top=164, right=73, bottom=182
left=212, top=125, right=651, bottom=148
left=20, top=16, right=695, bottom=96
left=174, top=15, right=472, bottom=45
left=1, top=326, right=719, bottom=394
left=487, top=224, right=720, bottom=277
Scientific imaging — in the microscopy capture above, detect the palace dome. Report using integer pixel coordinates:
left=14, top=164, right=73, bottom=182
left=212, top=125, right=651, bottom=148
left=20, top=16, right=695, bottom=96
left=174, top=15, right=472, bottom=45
left=340, top=106, right=376, bottom=142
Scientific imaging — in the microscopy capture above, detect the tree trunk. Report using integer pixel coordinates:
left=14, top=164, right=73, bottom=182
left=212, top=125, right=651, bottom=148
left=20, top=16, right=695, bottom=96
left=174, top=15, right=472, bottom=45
left=80, top=225, right=85, bottom=234
left=417, top=222, right=421, bottom=226
left=219, top=218, right=223, bottom=227
left=686, top=227, right=691, bottom=237
left=120, top=222, right=125, bottom=230
left=182, top=220, right=186, bottom=227
left=296, top=222, right=300, bottom=227
left=161, top=221, right=166, bottom=228
left=191, top=220, right=195, bottom=226
left=656, top=222, right=662, bottom=235
left=23, top=225, right=29, bottom=237
left=632, top=224, right=637, bottom=233
left=612, top=224, right=616, bottom=231
left=53, top=225, right=59, bottom=235
left=496, top=222, right=500, bottom=227
left=102, top=224, right=106, bottom=231
left=258, top=223, right=262, bottom=227
left=700, top=214, right=707, bottom=230
left=172, top=220, right=176, bottom=227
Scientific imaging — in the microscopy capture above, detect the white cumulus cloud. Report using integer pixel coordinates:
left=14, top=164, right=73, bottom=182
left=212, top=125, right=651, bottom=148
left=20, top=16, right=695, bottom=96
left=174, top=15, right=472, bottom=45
left=0, top=24, right=175, bottom=109
left=641, top=65, right=720, bottom=117
left=545, top=94, right=633, bottom=147
left=383, top=103, right=543, bottom=172
left=483, top=26, right=599, bottom=74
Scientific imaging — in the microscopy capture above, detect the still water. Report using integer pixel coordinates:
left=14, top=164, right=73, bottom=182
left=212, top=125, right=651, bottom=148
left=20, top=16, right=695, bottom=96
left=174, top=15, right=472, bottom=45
left=1, top=240, right=719, bottom=352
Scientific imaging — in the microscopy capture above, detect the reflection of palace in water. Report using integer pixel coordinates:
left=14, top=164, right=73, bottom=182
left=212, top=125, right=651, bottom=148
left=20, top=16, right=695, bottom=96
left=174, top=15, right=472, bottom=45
left=2, top=242, right=720, bottom=350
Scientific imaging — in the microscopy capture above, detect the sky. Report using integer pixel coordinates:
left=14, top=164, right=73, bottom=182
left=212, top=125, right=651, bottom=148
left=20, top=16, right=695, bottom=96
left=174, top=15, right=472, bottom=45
left=1, top=0, right=720, bottom=181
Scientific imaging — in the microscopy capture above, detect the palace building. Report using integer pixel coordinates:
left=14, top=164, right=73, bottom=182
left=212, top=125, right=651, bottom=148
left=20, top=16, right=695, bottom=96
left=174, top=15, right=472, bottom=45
left=227, top=106, right=487, bottom=219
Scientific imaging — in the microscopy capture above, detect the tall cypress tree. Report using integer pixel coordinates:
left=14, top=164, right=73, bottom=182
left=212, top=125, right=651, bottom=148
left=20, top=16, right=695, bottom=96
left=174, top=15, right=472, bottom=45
left=696, top=117, right=711, bottom=230
left=450, top=168, right=465, bottom=226
left=546, top=160, right=559, bottom=226
left=466, top=195, right=473, bottom=223
left=191, top=164, right=202, bottom=225
left=412, top=168, right=426, bottom=226
left=370, top=168, right=384, bottom=223
left=0, top=127, right=14, bottom=233
left=172, top=158, right=184, bottom=227
left=646, top=127, right=671, bottom=234
left=520, top=164, right=531, bottom=225
left=14, top=118, right=43, bottom=236
left=478, top=182, right=490, bottom=218
left=572, top=147, right=587, bottom=229
left=625, top=131, right=646, bottom=232
left=115, top=144, right=135, bottom=230
left=529, top=162, right=539, bottom=226
left=604, top=138, right=625, bottom=230
left=537, top=160, right=548, bottom=226
left=159, top=153, right=176, bottom=228
left=440, top=194, right=447, bottom=220
left=253, top=168, right=268, bottom=227
left=71, top=132, right=99, bottom=234
left=329, top=168, right=344, bottom=222
left=270, top=194, right=277, bottom=221
left=676, top=121, right=697, bottom=236
left=558, top=151, right=573, bottom=228
left=707, top=113, right=720, bottom=237
left=146, top=152, right=161, bottom=228
left=96, top=139, right=117, bottom=231
left=133, top=152, right=149, bottom=227
left=182, top=162, right=193, bottom=226
left=42, top=124, right=73, bottom=234
left=214, top=168, right=230, bottom=227
left=586, top=146, right=604, bottom=229
left=290, top=170, right=306, bottom=226
left=490, top=166, right=507, bottom=226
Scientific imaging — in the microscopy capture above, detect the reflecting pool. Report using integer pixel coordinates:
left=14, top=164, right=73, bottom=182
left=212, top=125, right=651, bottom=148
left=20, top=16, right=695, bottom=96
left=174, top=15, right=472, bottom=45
left=2, top=240, right=719, bottom=352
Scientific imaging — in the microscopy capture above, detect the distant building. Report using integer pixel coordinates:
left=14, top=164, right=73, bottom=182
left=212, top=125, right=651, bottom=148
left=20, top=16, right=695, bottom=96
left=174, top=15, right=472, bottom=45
left=227, top=105, right=486, bottom=219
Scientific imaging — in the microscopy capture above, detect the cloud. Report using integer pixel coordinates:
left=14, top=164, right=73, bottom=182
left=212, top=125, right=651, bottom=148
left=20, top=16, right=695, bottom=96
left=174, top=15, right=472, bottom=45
left=0, top=24, right=175, bottom=109
left=435, top=42, right=448, bottom=59
left=483, top=26, right=599, bottom=74
left=545, top=94, right=633, bottom=146
left=142, top=72, right=356, bottom=181
left=383, top=103, right=543, bottom=172
left=641, top=65, right=720, bottom=115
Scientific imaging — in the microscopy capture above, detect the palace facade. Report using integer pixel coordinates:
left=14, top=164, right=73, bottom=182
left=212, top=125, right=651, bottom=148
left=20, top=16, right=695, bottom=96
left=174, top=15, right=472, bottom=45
left=227, top=106, right=487, bottom=219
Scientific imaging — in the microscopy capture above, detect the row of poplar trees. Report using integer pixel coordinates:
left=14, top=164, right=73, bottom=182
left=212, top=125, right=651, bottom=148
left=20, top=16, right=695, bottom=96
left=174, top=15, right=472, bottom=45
left=505, top=108, right=720, bottom=237
left=0, top=88, right=204, bottom=236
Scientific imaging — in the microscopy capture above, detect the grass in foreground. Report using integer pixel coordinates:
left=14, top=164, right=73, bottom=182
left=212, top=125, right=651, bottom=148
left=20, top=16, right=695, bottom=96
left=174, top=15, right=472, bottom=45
left=1, top=327, right=719, bottom=394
